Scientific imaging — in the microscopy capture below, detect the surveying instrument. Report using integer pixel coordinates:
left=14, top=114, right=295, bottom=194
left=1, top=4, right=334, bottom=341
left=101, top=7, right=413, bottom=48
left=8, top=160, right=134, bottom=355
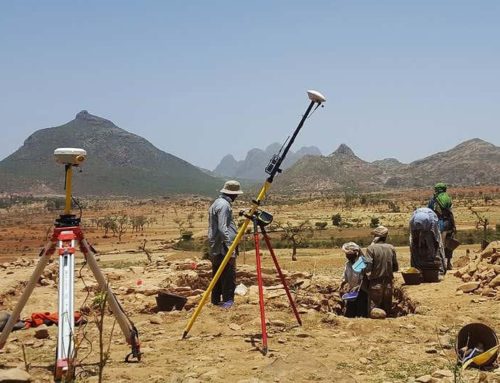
left=182, top=90, right=326, bottom=353
left=0, top=148, right=141, bottom=381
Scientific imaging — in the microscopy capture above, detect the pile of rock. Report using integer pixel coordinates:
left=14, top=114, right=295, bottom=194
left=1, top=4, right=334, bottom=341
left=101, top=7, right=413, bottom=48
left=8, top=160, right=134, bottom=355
left=453, top=241, right=500, bottom=299
left=125, top=257, right=346, bottom=313
left=0, top=257, right=35, bottom=272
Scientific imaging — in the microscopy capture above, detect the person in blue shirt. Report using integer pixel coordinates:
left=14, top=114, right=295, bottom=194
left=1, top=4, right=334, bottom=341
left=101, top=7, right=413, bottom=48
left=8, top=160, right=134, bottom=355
left=409, top=207, right=446, bottom=274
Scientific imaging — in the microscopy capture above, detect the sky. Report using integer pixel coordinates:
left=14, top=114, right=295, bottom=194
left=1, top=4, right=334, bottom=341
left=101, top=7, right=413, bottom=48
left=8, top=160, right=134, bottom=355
left=0, top=1, right=499, bottom=170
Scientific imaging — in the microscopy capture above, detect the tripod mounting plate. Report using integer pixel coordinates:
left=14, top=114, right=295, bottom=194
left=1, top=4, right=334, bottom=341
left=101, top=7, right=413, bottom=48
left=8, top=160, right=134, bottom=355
left=54, top=148, right=87, bottom=166
left=55, top=214, right=81, bottom=228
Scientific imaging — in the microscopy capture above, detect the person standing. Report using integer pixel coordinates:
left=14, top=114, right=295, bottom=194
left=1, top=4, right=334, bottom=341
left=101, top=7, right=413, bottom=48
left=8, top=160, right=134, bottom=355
left=364, top=226, right=399, bottom=317
left=428, top=182, right=456, bottom=270
left=208, top=180, right=243, bottom=308
left=340, top=242, right=369, bottom=318
left=409, top=207, right=446, bottom=274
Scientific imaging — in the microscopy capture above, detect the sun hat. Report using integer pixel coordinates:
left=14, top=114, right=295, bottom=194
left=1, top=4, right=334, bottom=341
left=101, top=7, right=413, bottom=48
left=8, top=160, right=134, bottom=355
left=220, top=180, right=244, bottom=195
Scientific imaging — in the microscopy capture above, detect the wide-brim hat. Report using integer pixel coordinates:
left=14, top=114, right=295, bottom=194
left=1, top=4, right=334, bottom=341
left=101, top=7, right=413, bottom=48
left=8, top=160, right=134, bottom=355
left=220, top=180, right=243, bottom=195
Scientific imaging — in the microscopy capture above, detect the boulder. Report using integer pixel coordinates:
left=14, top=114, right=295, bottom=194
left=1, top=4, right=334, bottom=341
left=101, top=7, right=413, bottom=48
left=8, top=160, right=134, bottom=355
left=489, top=274, right=500, bottom=288
left=369, top=308, right=387, bottom=319
left=457, top=282, right=480, bottom=293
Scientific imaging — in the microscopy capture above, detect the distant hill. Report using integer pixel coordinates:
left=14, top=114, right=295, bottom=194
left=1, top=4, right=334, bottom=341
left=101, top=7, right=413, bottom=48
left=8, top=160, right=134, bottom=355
left=0, top=111, right=221, bottom=196
left=213, top=143, right=321, bottom=180
left=274, top=139, right=500, bottom=192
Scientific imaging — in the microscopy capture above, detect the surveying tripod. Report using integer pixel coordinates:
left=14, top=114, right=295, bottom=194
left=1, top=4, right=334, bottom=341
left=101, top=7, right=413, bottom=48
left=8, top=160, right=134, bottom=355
left=244, top=209, right=302, bottom=354
left=0, top=149, right=140, bottom=381
left=182, top=90, right=326, bottom=350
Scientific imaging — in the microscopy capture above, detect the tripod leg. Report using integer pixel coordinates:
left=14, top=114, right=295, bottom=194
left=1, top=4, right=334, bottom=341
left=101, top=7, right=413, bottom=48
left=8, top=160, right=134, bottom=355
left=55, top=230, right=77, bottom=380
left=253, top=220, right=268, bottom=355
left=0, top=240, right=56, bottom=349
left=261, top=228, right=302, bottom=326
left=80, top=238, right=141, bottom=361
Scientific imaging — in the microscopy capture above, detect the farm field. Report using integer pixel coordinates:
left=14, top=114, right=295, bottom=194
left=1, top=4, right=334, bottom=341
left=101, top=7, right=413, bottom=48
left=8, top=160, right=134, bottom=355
left=1, top=187, right=499, bottom=383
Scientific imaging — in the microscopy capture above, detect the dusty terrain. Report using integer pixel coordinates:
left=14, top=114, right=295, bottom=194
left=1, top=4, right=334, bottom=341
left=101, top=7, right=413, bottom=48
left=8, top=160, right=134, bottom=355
left=1, top=188, right=499, bottom=383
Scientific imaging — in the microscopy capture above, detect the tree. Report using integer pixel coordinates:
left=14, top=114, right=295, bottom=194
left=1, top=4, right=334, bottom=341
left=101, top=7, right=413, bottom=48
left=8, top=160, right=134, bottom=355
left=370, top=217, right=380, bottom=228
left=115, top=215, right=129, bottom=242
left=277, top=221, right=314, bottom=261
left=331, top=213, right=342, bottom=227
left=101, top=216, right=117, bottom=238
left=470, top=208, right=490, bottom=248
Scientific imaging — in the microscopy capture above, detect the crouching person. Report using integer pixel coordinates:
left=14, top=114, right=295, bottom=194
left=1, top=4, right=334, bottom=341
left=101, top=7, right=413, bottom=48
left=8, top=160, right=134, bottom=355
left=340, top=242, right=369, bottom=318
left=364, top=226, right=399, bottom=318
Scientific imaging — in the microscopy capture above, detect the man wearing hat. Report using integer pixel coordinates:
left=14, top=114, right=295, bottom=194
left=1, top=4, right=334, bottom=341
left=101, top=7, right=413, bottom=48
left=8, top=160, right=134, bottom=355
left=207, top=180, right=244, bottom=308
left=364, top=226, right=399, bottom=317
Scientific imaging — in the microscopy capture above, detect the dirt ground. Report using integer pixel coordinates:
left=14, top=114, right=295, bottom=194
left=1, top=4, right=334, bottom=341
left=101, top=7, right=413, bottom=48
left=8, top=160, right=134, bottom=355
left=1, top=190, right=499, bottom=382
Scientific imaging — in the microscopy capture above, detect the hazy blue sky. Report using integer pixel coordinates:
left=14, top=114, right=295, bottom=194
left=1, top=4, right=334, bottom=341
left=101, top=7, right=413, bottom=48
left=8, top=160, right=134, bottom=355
left=1, top=1, right=499, bottom=169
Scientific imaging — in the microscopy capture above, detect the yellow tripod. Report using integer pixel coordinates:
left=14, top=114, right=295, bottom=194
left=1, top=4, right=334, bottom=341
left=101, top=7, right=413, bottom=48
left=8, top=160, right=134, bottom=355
left=182, top=90, right=326, bottom=339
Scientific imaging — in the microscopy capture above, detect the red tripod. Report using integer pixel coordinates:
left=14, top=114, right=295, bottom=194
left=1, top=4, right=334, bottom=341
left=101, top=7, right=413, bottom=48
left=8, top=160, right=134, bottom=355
left=248, top=210, right=302, bottom=355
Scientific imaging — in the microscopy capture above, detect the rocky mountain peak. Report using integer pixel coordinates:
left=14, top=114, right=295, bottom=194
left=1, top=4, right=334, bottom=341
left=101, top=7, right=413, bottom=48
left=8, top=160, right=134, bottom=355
left=75, top=110, right=110, bottom=124
left=331, top=143, right=356, bottom=157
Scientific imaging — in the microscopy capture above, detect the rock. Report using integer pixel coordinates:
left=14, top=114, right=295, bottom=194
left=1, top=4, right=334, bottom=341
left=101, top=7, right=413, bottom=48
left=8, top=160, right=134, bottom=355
left=149, top=316, right=162, bottom=325
left=0, top=368, right=32, bottom=382
left=228, top=323, right=241, bottom=331
left=489, top=274, right=500, bottom=288
left=270, top=320, right=286, bottom=327
left=359, top=357, right=369, bottom=364
left=457, top=282, right=480, bottom=293
left=415, top=375, right=433, bottom=383
left=34, top=329, right=49, bottom=339
left=425, top=347, right=437, bottom=354
left=432, top=369, right=453, bottom=379
left=370, top=308, right=387, bottom=319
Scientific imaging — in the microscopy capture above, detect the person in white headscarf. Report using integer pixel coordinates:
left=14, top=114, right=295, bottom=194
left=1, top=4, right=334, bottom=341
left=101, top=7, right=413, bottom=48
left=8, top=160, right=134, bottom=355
left=340, top=242, right=369, bottom=318
left=364, top=226, right=399, bottom=317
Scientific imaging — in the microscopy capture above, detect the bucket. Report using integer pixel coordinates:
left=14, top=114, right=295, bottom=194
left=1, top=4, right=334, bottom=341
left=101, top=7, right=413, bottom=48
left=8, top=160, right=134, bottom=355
left=156, top=292, right=187, bottom=311
left=421, top=268, right=440, bottom=283
left=342, top=291, right=359, bottom=301
left=456, top=323, right=499, bottom=368
left=445, top=237, right=461, bottom=251
left=402, top=268, right=423, bottom=285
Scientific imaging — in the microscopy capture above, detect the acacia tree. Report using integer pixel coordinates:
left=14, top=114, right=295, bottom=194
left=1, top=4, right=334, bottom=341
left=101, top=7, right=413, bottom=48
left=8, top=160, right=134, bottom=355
left=277, top=221, right=314, bottom=261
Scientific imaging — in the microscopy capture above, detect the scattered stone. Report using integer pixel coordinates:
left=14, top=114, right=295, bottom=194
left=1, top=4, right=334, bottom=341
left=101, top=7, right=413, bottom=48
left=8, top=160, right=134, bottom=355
left=149, top=316, right=162, bottom=325
left=370, top=308, right=387, bottom=319
left=229, top=323, right=241, bottom=331
left=415, top=375, right=433, bottom=383
left=425, top=347, right=437, bottom=354
left=34, top=329, right=49, bottom=339
left=0, top=368, right=32, bottom=382
left=270, top=320, right=286, bottom=327
left=456, top=282, right=480, bottom=293
left=431, top=369, right=453, bottom=379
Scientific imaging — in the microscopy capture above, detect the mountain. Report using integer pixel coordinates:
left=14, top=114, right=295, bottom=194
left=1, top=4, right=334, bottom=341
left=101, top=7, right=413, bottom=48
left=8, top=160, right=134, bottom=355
left=387, top=138, right=500, bottom=187
left=213, top=143, right=322, bottom=180
left=275, top=143, right=385, bottom=192
left=274, top=139, right=500, bottom=192
left=0, top=111, right=221, bottom=196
